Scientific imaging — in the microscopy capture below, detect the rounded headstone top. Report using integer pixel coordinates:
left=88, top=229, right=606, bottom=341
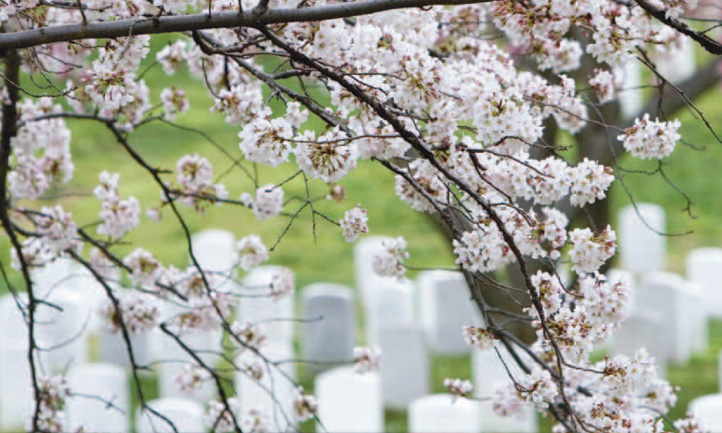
left=620, top=203, right=665, bottom=218
left=690, top=393, right=722, bottom=414
left=191, top=228, right=235, bottom=245
left=688, top=247, right=722, bottom=263
left=354, top=236, right=394, bottom=251
left=417, top=270, right=465, bottom=285
left=301, top=283, right=353, bottom=300
left=243, top=265, right=292, bottom=287
left=641, top=271, right=684, bottom=289
left=316, top=366, right=380, bottom=385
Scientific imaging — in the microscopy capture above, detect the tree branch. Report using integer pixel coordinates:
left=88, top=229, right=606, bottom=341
left=633, top=0, right=722, bottom=55
left=0, top=0, right=489, bottom=51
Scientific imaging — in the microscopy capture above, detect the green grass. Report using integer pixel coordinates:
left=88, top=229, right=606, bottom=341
left=9, top=35, right=722, bottom=432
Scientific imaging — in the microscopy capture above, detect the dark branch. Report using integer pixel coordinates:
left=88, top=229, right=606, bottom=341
left=0, top=0, right=489, bottom=51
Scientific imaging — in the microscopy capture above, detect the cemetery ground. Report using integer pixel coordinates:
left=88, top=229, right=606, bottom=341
left=4, top=36, right=722, bottom=432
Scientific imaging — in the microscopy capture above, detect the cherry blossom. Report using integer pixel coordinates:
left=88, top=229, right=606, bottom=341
left=174, top=364, right=211, bottom=393
left=372, top=237, right=409, bottom=278
left=204, top=398, right=241, bottom=433
left=292, top=389, right=318, bottom=422
left=444, top=378, right=473, bottom=400
left=236, top=235, right=269, bottom=271
left=619, top=114, right=682, bottom=160
left=251, top=184, right=284, bottom=220
left=463, top=325, right=495, bottom=348
left=353, top=346, right=381, bottom=374
left=340, top=205, right=369, bottom=242
left=0, top=1, right=710, bottom=431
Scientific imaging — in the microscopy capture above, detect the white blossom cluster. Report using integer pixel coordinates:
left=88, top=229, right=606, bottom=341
left=30, top=376, right=71, bottom=433
left=100, top=291, right=160, bottom=334
left=353, top=346, right=381, bottom=374
left=174, top=364, right=211, bottom=394
left=463, top=326, right=495, bottom=348
left=160, top=87, right=190, bottom=121
left=203, top=398, right=242, bottom=433
left=589, top=69, right=617, bottom=104
left=123, top=248, right=165, bottom=288
left=9, top=98, right=74, bottom=200
left=339, top=206, right=369, bottom=243
left=175, top=154, right=228, bottom=210
left=619, top=114, right=682, bottom=160
left=372, top=237, right=409, bottom=278
left=34, top=206, right=80, bottom=255
left=1, top=0, right=705, bottom=431
left=444, top=378, right=473, bottom=399
left=236, top=235, right=269, bottom=271
left=243, top=185, right=284, bottom=221
left=292, top=389, right=318, bottom=423
left=94, top=171, right=141, bottom=239
left=569, top=226, right=617, bottom=275
left=230, top=320, right=267, bottom=350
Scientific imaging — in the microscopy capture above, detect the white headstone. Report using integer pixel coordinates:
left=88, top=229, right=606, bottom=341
left=616, top=60, right=645, bottom=120
left=191, top=229, right=237, bottom=274
left=301, top=283, right=355, bottom=373
left=365, top=278, right=415, bottom=346
left=612, top=309, right=668, bottom=376
left=379, top=325, right=428, bottom=409
left=472, top=346, right=537, bottom=433
left=0, top=294, right=35, bottom=430
left=418, top=270, right=481, bottom=354
left=67, top=363, right=129, bottom=433
left=637, top=272, right=692, bottom=364
left=135, top=398, right=205, bottom=433
left=0, top=293, right=28, bottom=342
left=619, top=204, right=666, bottom=274
left=315, top=366, right=383, bottom=433
left=38, top=260, right=106, bottom=333
left=99, top=330, right=153, bottom=369
left=32, top=257, right=75, bottom=299
left=687, top=248, right=722, bottom=318
left=0, top=339, right=33, bottom=431
left=235, top=341, right=296, bottom=431
left=36, top=287, right=90, bottom=373
left=409, top=394, right=481, bottom=433
left=690, top=394, right=722, bottom=432
left=681, top=281, right=707, bottom=354
left=238, top=266, right=295, bottom=344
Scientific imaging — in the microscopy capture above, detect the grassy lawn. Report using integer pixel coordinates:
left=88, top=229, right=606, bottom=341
left=6, top=35, right=722, bottom=431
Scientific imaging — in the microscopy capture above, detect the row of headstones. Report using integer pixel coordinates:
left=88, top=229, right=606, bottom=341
left=0, top=229, right=301, bottom=431
left=615, top=203, right=722, bottom=431
left=314, top=344, right=537, bottom=433
left=0, top=298, right=536, bottom=433
left=0, top=226, right=540, bottom=432
left=610, top=203, right=722, bottom=374
left=4, top=345, right=533, bottom=433
left=349, top=237, right=487, bottom=410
